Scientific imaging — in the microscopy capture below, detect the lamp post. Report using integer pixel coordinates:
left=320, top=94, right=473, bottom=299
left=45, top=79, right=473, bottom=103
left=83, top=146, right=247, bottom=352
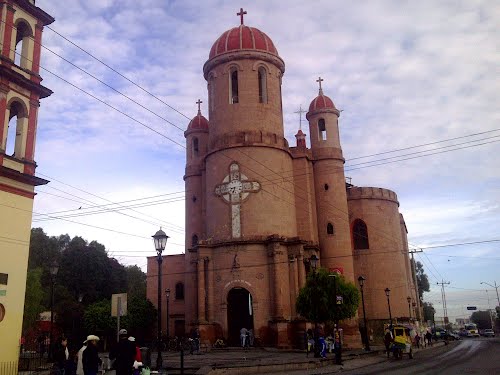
left=48, top=261, right=59, bottom=361
left=165, top=288, right=171, bottom=341
left=153, top=229, right=169, bottom=370
left=384, top=288, right=392, bottom=326
left=309, top=254, right=318, bottom=272
left=480, top=281, right=500, bottom=306
left=407, top=296, right=412, bottom=321
left=358, top=276, right=370, bottom=351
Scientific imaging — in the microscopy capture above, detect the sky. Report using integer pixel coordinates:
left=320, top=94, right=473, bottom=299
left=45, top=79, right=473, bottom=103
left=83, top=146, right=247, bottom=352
left=25, top=0, right=499, bottom=321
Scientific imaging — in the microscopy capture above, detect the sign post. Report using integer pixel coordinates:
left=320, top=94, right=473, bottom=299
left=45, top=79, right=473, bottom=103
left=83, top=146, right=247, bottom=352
left=112, top=293, right=128, bottom=342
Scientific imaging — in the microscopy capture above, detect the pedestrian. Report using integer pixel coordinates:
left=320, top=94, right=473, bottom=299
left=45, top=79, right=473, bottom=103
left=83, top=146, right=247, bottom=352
left=76, top=338, right=87, bottom=375
left=65, top=349, right=78, bottom=375
left=306, top=329, right=315, bottom=357
left=128, top=337, right=142, bottom=362
left=240, top=327, right=248, bottom=348
left=334, top=328, right=343, bottom=365
left=415, top=332, right=420, bottom=349
left=425, top=330, right=432, bottom=347
left=318, top=335, right=327, bottom=358
left=109, top=329, right=136, bottom=375
left=190, top=328, right=200, bottom=354
left=82, top=335, right=100, bottom=375
left=52, top=336, right=69, bottom=375
left=248, top=329, right=254, bottom=347
left=384, top=328, right=393, bottom=358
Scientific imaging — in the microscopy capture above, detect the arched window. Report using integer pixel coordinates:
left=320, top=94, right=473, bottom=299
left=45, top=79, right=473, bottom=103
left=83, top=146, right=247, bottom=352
left=192, top=234, right=199, bottom=248
left=318, top=119, right=327, bottom=140
left=5, top=100, right=28, bottom=157
left=175, top=282, right=184, bottom=300
left=327, top=222, right=334, bottom=235
left=193, top=137, right=199, bottom=156
left=230, top=68, right=239, bottom=104
left=14, top=20, right=33, bottom=69
left=353, top=219, right=369, bottom=250
left=258, top=67, right=267, bottom=103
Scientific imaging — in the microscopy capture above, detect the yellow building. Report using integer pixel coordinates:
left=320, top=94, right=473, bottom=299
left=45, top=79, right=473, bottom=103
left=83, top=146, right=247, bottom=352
left=0, top=0, right=53, bottom=371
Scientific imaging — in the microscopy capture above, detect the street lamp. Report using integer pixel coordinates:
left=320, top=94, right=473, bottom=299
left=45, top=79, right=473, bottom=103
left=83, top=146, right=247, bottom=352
left=165, top=288, right=171, bottom=342
left=480, top=281, right=500, bottom=306
left=309, top=254, right=318, bottom=272
left=153, top=228, right=169, bottom=370
left=407, top=296, right=412, bottom=320
left=357, top=276, right=370, bottom=351
left=48, top=261, right=59, bottom=361
left=384, top=288, right=392, bottom=326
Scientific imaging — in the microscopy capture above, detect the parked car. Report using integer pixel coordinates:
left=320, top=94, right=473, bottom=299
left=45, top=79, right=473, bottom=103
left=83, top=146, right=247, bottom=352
left=483, top=329, right=495, bottom=337
left=447, top=332, right=460, bottom=340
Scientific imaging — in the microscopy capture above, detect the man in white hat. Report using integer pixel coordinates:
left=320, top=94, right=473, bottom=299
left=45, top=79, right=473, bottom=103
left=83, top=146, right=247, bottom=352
left=82, top=334, right=101, bottom=375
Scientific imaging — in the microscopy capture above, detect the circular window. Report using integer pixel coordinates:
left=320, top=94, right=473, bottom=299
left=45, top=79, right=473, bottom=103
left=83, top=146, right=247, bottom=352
left=0, top=303, right=5, bottom=322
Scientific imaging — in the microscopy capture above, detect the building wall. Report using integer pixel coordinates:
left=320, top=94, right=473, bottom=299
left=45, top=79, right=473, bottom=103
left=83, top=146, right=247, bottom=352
left=0, top=188, right=34, bottom=368
left=348, top=187, right=410, bottom=321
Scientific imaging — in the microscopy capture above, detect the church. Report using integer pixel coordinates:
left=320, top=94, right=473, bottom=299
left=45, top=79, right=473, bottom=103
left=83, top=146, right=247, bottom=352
left=147, top=9, right=419, bottom=348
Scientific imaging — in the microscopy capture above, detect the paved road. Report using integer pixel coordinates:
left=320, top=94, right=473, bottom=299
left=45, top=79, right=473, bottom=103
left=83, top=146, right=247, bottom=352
left=342, top=337, right=500, bottom=375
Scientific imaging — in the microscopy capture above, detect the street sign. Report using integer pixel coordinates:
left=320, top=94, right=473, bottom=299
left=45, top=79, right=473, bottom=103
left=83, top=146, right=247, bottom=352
left=111, top=293, right=128, bottom=317
left=336, top=295, right=343, bottom=305
left=466, top=306, right=477, bottom=310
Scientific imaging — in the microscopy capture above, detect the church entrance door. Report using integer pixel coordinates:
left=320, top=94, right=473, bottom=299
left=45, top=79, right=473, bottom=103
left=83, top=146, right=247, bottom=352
left=227, top=287, right=254, bottom=346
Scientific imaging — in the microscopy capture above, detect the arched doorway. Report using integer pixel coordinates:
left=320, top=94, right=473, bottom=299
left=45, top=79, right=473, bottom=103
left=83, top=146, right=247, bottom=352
left=227, top=287, right=254, bottom=346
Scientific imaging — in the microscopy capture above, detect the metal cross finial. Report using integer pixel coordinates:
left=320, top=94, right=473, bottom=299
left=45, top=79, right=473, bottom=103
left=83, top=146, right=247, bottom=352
left=316, top=76, right=324, bottom=94
left=237, top=8, right=247, bottom=25
left=294, top=105, right=306, bottom=130
left=196, top=99, right=203, bottom=113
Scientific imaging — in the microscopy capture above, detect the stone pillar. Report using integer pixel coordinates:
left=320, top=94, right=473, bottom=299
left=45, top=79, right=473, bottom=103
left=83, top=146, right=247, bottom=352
left=0, top=84, right=7, bottom=153
left=2, top=5, right=15, bottom=60
left=297, top=252, right=306, bottom=288
left=31, top=23, right=43, bottom=76
left=197, top=257, right=206, bottom=323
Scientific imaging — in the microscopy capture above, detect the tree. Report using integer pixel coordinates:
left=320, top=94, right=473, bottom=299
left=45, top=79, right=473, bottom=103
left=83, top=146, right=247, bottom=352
left=126, top=265, right=147, bottom=300
left=422, top=302, right=435, bottom=322
left=121, top=297, right=157, bottom=343
left=471, top=310, right=494, bottom=330
left=412, top=260, right=430, bottom=299
left=23, top=268, right=46, bottom=333
left=296, top=268, right=360, bottom=324
left=83, top=300, right=115, bottom=337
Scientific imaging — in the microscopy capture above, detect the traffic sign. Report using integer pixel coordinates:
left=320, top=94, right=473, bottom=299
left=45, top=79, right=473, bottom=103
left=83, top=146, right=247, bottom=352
left=466, top=306, right=477, bottom=310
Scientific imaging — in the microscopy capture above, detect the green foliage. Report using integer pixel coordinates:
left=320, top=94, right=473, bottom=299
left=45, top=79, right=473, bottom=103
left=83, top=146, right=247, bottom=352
left=23, top=268, right=45, bottom=333
left=422, top=302, right=435, bottom=322
left=296, top=268, right=360, bottom=324
left=83, top=300, right=115, bottom=335
left=126, top=266, right=147, bottom=300
left=121, top=297, right=157, bottom=343
left=470, top=310, right=494, bottom=330
left=413, top=260, right=430, bottom=299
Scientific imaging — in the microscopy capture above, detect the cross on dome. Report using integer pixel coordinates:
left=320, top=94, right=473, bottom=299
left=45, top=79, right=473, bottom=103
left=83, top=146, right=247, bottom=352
left=316, top=76, right=324, bottom=95
left=196, top=99, right=203, bottom=113
left=294, top=105, right=306, bottom=130
left=237, top=8, right=247, bottom=25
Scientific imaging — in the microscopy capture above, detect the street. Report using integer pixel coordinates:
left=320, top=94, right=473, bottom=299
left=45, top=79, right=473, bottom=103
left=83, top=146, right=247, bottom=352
left=266, top=337, right=500, bottom=375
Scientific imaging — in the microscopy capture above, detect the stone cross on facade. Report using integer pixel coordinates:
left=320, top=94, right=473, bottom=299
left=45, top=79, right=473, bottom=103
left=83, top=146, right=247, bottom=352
left=214, top=162, right=260, bottom=238
left=237, top=8, right=247, bottom=25
left=294, top=105, right=306, bottom=130
left=316, top=76, right=324, bottom=94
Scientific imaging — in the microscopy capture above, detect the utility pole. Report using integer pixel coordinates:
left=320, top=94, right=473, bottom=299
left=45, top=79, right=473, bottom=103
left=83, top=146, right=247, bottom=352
left=436, top=280, right=450, bottom=327
left=480, top=281, right=500, bottom=306
left=409, top=249, right=423, bottom=320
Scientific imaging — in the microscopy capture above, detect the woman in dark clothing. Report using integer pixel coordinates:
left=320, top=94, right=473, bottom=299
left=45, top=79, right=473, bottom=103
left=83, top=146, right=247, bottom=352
left=82, top=336, right=101, bottom=375
left=52, top=337, right=68, bottom=375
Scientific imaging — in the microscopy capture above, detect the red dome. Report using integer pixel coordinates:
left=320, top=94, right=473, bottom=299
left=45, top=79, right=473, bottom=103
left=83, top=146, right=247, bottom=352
left=308, top=92, right=337, bottom=113
left=187, top=111, right=209, bottom=131
left=209, top=25, right=279, bottom=59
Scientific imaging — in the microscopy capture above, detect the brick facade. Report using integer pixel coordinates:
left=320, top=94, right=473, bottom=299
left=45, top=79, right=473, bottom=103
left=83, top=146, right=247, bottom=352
left=146, top=19, right=418, bottom=349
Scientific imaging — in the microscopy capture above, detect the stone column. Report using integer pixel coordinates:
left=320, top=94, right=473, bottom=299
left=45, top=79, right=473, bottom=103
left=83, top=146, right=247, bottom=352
left=197, top=257, right=206, bottom=323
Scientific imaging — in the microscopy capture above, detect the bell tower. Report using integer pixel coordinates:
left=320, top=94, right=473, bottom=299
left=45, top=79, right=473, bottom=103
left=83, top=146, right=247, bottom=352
left=0, top=0, right=53, bottom=369
left=306, top=78, right=354, bottom=280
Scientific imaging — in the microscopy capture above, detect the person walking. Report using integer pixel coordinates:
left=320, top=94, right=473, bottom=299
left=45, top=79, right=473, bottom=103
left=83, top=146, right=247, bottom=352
left=76, top=339, right=87, bottom=375
left=384, top=328, right=393, bottom=358
left=415, top=332, right=421, bottom=349
left=248, top=329, right=254, bottom=347
left=110, top=329, right=136, bottom=375
left=82, top=335, right=100, bottom=375
left=240, top=327, right=248, bottom=348
left=306, top=329, right=315, bottom=357
left=52, top=336, right=69, bottom=375
left=425, top=330, right=432, bottom=347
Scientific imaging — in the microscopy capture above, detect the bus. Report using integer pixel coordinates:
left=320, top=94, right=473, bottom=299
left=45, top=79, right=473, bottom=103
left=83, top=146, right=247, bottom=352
left=464, top=323, right=479, bottom=337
